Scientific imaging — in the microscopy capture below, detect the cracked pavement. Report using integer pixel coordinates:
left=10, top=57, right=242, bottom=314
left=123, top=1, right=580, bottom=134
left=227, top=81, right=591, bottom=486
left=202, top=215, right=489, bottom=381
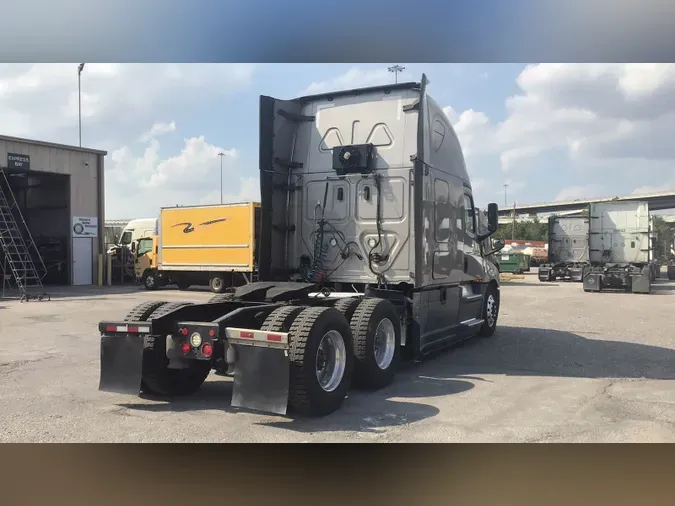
left=1, top=271, right=674, bottom=442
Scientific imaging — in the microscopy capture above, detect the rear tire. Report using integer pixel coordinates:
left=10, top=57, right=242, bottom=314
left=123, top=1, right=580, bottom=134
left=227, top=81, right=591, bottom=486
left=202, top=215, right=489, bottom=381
left=124, top=301, right=167, bottom=322
left=332, top=297, right=362, bottom=321
left=140, top=302, right=211, bottom=397
left=176, top=280, right=190, bottom=291
left=287, top=307, right=354, bottom=417
left=209, top=275, right=226, bottom=293
left=209, top=293, right=235, bottom=303
left=261, top=305, right=304, bottom=333
left=478, top=284, right=499, bottom=337
left=350, top=298, right=400, bottom=390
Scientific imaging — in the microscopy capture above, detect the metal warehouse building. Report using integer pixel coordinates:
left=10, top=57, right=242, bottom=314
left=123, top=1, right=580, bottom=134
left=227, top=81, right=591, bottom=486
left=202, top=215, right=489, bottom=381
left=0, top=134, right=106, bottom=288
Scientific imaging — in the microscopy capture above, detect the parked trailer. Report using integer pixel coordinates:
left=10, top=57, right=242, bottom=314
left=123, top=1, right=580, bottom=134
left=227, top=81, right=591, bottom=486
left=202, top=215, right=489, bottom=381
left=582, top=201, right=652, bottom=294
left=131, top=202, right=260, bottom=292
left=98, top=76, right=505, bottom=417
left=539, top=216, right=589, bottom=282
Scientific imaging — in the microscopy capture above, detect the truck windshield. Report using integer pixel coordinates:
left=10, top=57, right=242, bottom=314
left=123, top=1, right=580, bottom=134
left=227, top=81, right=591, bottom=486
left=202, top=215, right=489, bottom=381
left=119, top=231, right=133, bottom=245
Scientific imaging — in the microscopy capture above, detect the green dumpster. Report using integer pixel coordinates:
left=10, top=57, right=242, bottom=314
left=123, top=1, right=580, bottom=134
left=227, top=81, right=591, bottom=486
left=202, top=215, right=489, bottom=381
left=497, top=252, right=529, bottom=274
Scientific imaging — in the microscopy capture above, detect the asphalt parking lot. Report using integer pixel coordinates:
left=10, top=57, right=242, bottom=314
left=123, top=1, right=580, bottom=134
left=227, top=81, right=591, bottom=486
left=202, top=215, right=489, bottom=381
left=1, top=270, right=674, bottom=443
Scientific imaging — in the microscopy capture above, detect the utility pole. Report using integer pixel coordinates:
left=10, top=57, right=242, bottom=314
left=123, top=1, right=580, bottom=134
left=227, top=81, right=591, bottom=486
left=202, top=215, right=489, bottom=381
left=218, top=152, right=226, bottom=204
left=503, top=184, right=508, bottom=208
left=77, top=63, right=85, bottom=147
left=512, top=201, right=516, bottom=241
left=388, top=65, right=405, bottom=84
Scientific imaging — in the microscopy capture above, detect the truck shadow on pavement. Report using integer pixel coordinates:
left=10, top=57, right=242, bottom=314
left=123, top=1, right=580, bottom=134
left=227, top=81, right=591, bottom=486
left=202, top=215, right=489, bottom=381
left=446, top=325, right=675, bottom=380
left=118, top=324, right=675, bottom=432
left=119, top=370, right=476, bottom=433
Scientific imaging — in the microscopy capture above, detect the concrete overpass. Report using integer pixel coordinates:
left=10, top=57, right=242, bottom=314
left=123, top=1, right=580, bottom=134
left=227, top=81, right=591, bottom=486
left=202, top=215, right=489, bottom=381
left=497, top=191, right=675, bottom=217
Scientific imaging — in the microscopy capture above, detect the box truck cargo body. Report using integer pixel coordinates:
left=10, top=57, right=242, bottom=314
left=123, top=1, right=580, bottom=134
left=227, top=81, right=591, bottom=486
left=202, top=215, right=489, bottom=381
left=582, top=201, right=652, bottom=294
left=539, top=216, right=589, bottom=282
left=133, top=202, right=260, bottom=292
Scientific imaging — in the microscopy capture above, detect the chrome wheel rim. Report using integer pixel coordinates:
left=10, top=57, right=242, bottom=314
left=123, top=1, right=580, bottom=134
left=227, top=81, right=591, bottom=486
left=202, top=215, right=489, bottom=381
left=373, top=318, right=396, bottom=370
left=315, top=330, right=347, bottom=392
left=486, top=294, right=497, bottom=327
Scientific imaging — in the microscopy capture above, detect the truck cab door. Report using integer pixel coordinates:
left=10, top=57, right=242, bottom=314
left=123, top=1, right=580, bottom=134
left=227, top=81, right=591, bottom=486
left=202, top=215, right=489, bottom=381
left=457, top=192, right=485, bottom=328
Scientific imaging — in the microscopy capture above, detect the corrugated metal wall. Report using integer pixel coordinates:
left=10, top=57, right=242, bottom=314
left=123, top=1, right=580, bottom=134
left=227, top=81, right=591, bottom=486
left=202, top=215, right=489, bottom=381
left=0, top=136, right=106, bottom=285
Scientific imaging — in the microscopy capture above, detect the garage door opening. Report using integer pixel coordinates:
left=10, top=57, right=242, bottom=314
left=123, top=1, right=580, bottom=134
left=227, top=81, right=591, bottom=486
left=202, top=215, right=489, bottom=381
left=1, top=171, right=71, bottom=286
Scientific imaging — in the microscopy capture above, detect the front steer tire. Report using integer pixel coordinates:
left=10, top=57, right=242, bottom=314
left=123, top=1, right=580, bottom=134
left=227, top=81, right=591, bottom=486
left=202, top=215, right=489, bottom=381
left=287, top=307, right=354, bottom=417
left=478, top=284, right=499, bottom=337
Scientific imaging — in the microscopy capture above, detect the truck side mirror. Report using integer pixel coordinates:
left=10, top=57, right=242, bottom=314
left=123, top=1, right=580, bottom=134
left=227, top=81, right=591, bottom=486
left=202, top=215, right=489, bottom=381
left=477, top=202, right=499, bottom=242
left=487, top=202, right=499, bottom=232
left=130, top=242, right=136, bottom=254
left=488, top=238, right=506, bottom=256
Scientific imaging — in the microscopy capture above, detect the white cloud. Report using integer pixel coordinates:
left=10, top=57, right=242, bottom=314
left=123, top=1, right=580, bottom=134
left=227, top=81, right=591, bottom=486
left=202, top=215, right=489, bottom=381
left=300, top=66, right=413, bottom=96
left=0, top=63, right=257, bottom=219
left=139, top=121, right=176, bottom=142
left=0, top=63, right=255, bottom=147
left=105, top=133, right=253, bottom=219
left=447, top=64, right=675, bottom=204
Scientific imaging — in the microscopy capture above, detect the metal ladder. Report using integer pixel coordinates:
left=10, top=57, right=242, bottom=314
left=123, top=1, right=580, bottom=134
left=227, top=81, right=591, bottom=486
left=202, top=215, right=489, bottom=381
left=0, top=167, right=49, bottom=301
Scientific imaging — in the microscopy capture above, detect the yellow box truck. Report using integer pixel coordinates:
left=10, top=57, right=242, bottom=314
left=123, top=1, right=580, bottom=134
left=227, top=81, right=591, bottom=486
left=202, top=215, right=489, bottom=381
left=132, top=202, right=260, bottom=292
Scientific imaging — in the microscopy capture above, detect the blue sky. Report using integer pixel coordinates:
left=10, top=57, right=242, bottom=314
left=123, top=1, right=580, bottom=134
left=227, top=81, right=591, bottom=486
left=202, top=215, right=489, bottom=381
left=1, top=63, right=674, bottom=219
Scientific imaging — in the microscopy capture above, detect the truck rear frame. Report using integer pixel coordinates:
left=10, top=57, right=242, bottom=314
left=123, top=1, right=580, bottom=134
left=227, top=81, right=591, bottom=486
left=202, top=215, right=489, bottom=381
left=538, top=215, right=589, bottom=282
left=582, top=201, right=652, bottom=294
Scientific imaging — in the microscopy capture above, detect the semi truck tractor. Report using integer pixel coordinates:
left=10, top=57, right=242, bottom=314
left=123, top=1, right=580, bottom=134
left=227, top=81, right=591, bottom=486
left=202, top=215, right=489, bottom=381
left=538, top=216, right=589, bottom=282
left=98, top=75, right=505, bottom=417
left=131, top=202, right=260, bottom=292
left=582, top=201, right=652, bottom=294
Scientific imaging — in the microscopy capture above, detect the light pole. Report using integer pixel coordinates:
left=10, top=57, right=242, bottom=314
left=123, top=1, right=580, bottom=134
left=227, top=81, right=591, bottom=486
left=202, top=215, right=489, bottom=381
left=77, top=63, right=85, bottom=147
left=503, top=184, right=508, bottom=207
left=218, top=152, right=226, bottom=204
left=388, top=64, right=405, bottom=84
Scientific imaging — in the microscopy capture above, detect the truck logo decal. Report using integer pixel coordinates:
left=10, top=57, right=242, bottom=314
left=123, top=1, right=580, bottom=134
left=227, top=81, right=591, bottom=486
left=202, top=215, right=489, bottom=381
left=172, top=218, right=228, bottom=234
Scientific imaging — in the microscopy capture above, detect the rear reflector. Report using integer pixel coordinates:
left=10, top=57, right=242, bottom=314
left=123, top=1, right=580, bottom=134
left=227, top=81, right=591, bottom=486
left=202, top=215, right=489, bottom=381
left=225, top=328, right=289, bottom=347
left=180, top=342, right=191, bottom=354
left=104, top=324, right=151, bottom=334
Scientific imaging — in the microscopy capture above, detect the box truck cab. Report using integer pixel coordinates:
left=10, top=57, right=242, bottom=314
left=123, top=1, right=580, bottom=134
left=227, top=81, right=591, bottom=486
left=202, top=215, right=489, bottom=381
left=132, top=235, right=158, bottom=288
left=99, top=75, right=505, bottom=417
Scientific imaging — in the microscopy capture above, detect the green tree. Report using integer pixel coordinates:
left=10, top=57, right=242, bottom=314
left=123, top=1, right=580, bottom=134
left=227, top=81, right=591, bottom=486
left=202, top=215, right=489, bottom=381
left=494, top=216, right=548, bottom=242
left=651, top=215, right=675, bottom=262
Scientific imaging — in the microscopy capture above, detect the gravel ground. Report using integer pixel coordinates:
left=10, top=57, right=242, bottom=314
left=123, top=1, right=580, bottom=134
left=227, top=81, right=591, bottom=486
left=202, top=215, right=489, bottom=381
left=1, top=270, right=674, bottom=443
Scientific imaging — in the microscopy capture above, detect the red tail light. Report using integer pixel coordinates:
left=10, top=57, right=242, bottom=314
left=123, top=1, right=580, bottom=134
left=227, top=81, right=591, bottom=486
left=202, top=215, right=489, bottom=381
left=180, top=342, right=191, bottom=354
left=201, top=343, right=213, bottom=358
left=209, top=329, right=216, bottom=337
left=180, top=328, right=189, bottom=336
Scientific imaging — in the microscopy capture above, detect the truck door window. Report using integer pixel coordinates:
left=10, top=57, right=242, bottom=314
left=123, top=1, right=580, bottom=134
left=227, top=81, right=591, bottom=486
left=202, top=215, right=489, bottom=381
left=137, top=239, right=152, bottom=256
left=463, top=194, right=475, bottom=237
left=434, top=178, right=451, bottom=243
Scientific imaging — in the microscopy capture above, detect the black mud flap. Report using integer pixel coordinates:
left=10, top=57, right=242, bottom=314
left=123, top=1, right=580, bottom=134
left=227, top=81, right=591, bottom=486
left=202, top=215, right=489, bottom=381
left=231, top=345, right=290, bottom=415
left=99, top=335, right=144, bottom=394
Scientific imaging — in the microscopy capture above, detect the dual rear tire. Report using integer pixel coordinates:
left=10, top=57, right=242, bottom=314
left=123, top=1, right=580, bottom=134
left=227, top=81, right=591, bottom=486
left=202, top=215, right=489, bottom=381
left=260, top=298, right=401, bottom=416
